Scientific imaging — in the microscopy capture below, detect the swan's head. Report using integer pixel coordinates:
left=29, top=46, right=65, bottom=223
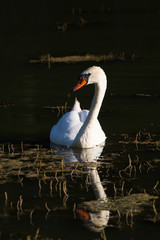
left=72, top=66, right=107, bottom=92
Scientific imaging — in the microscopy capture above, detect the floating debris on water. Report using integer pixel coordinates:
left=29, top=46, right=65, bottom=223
left=78, top=193, right=158, bottom=214
left=0, top=131, right=159, bottom=238
left=29, top=52, right=137, bottom=68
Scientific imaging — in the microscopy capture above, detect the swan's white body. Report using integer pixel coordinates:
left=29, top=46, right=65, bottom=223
left=50, top=66, right=107, bottom=148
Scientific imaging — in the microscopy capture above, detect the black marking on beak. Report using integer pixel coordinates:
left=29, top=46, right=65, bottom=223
left=79, top=73, right=91, bottom=83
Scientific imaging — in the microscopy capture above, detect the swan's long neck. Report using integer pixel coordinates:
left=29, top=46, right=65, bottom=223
left=72, top=78, right=106, bottom=148
left=87, top=81, right=106, bottom=124
left=90, top=168, right=107, bottom=200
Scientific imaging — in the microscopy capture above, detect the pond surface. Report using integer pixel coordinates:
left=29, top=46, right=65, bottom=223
left=0, top=1, right=160, bottom=239
left=0, top=136, right=160, bottom=240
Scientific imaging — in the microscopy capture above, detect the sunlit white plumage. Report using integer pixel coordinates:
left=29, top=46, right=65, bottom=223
left=50, top=66, right=107, bottom=148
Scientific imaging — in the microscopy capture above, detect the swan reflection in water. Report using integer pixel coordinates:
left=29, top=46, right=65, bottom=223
left=51, top=143, right=110, bottom=233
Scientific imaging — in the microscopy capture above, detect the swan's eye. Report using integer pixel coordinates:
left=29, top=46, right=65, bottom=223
left=79, top=73, right=91, bottom=83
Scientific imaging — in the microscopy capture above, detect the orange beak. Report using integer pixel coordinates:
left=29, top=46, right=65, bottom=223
left=76, top=209, right=90, bottom=220
left=72, top=77, right=87, bottom=92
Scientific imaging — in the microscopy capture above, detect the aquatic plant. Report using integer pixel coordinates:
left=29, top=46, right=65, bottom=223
left=0, top=131, right=160, bottom=239
left=29, top=52, right=137, bottom=68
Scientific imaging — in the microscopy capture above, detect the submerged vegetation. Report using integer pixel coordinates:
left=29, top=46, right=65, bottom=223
left=0, top=131, right=160, bottom=239
left=0, top=131, right=159, bottom=184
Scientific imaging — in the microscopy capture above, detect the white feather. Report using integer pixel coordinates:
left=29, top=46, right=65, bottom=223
left=50, top=66, right=107, bottom=148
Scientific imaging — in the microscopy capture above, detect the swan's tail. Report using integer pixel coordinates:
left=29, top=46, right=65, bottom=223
left=71, top=98, right=81, bottom=112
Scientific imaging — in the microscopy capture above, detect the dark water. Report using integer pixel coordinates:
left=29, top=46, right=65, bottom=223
left=0, top=1, right=160, bottom=239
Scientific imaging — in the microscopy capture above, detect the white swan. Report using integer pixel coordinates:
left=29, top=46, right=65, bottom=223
left=50, top=66, right=107, bottom=148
